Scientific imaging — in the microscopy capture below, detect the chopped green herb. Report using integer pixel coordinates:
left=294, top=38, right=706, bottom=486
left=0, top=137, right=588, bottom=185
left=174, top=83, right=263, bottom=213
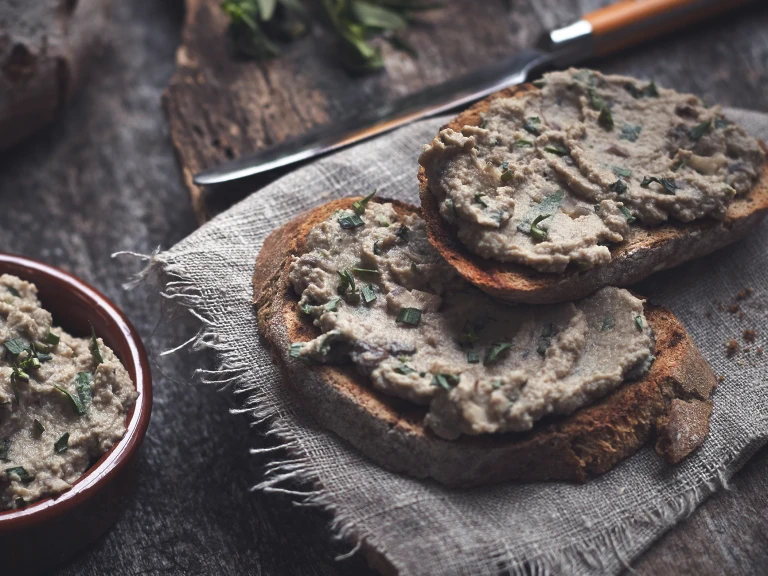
left=484, top=341, right=513, bottom=365
left=352, top=266, right=380, bottom=275
left=4, top=338, right=27, bottom=357
left=640, top=176, right=677, bottom=194
left=33, top=341, right=51, bottom=353
left=688, top=119, right=711, bottom=140
left=289, top=342, right=304, bottom=358
left=474, top=193, right=488, bottom=208
left=395, top=224, right=409, bottom=242
left=459, top=320, right=480, bottom=347
left=530, top=214, right=551, bottom=241
left=373, top=240, right=382, bottom=255
left=54, top=433, right=70, bottom=454
left=625, top=80, right=658, bottom=98
left=300, top=302, right=313, bottom=315
left=432, top=373, right=460, bottom=390
left=467, top=350, right=480, bottom=364
left=337, top=269, right=356, bottom=295
left=338, top=213, right=365, bottom=229
left=517, top=189, right=565, bottom=234
left=376, top=216, right=390, bottom=227
left=620, top=124, right=642, bottom=142
left=352, top=190, right=376, bottom=214
left=523, top=116, right=541, bottom=135
left=589, top=88, right=607, bottom=111
left=714, top=117, right=732, bottom=129
left=536, top=324, right=556, bottom=355
left=394, top=364, right=416, bottom=375
left=635, top=315, right=645, bottom=331
left=361, top=284, right=377, bottom=304
left=54, top=385, right=86, bottom=416
left=325, top=297, right=342, bottom=312
left=619, top=205, right=636, bottom=224
left=5, top=286, right=20, bottom=297
left=500, top=169, right=514, bottom=183
left=34, top=419, right=45, bottom=434
left=609, top=179, right=628, bottom=194
left=0, top=439, right=9, bottom=461
left=90, top=323, right=103, bottom=365
left=515, top=139, right=533, bottom=148
left=597, top=106, right=613, bottom=130
left=6, top=466, right=32, bottom=482
left=36, top=353, right=52, bottom=363
left=75, top=372, right=93, bottom=410
left=543, top=144, right=570, bottom=156
left=43, top=331, right=60, bottom=346
left=594, top=203, right=601, bottom=213
left=478, top=119, right=488, bottom=129
left=612, top=166, right=632, bottom=178
left=601, top=315, right=616, bottom=332
left=396, top=307, right=422, bottom=326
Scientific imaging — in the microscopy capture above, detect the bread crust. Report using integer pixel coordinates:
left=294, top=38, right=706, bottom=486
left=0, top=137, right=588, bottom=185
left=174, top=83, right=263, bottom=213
left=418, top=85, right=768, bottom=304
left=253, top=198, right=717, bottom=487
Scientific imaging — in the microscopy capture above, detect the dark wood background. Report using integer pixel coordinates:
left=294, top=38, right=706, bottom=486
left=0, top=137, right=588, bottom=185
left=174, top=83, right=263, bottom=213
left=0, top=0, right=767, bottom=574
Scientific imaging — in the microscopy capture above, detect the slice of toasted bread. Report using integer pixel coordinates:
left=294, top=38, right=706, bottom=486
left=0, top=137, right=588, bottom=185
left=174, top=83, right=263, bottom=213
left=418, top=85, right=768, bottom=304
left=253, top=198, right=716, bottom=487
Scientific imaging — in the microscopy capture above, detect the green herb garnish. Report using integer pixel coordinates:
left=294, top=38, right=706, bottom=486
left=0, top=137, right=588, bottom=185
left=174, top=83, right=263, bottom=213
left=289, top=342, right=304, bottom=358
left=635, top=315, right=645, bottom=331
left=530, top=214, right=551, bottom=241
left=523, top=116, right=541, bottom=135
left=54, top=385, right=86, bottom=416
left=300, top=302, right=313, bottom=314
left=3, top=338, right=27, bottom=357
left=6, top=286, right=20, bottom=297
left=536, top=324, right=556, bottom=355
left=612, top=166, right=632, bottom=178
left=625, top=80, right=658, bottom=98
left=609, top=179, right=628, bottom=194
left=89, top=323, right=103, bottom=365
left=620, top=124, right=642, bottom=142
left=75, top=372, right=93, bottom=410
left=459, top=320, right=480, bottom=347
left=352, top=266, right=380, bottom=275
left=325, top=297, right=342, bottom=312
left=396, top=307, right=421, bottom=326
left=5, top=466, right=32, bottom=482
left=500, top=169, right=514, bottom=183
left=43, top=330, right=60, bottom=346
left=714, top=117, right=732, bottom=129
left=338, top=213, right=365, bottom=229
left=352, top=190, right=376, bottom=214
left=589, top=88, right=607, bottom=111
left=515, top=139, right=533, bottom=148
left=688, top=119, right=711, bottom=140
left=474, top=193, right=488, bottom=208
left=432, top=373, right=460, bottom=391
left=543, top=144, right=570, bottom=156
left=484, top=341, right=513, bottom=365
left=361, top=284, right=377, bottom=304
left=619, top=205, right=636, bottom=224
left=467, top=350, right=480, bottom=364
left=221, top=0, right=308, bottom=60
left=373, top=240, right=382, bottom=255
left=54, top=433, right=70, bottom=454
left=640, top=176, right=677, bottom=194
left=337, top=268, right=356, bottom=295
left=376, top=216, right=390, bottom=227
left=601, top=315, right=615, bottom=332
left=517, top=189, right=565, bottom=235
left=394, top=364, right=416, bottom=375
left=34, top=419, right=45, bottom=434
left=597, top=106, right=613, bottom=130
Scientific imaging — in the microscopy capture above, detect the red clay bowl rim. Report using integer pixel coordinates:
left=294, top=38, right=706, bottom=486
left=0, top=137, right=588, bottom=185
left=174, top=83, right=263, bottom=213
left=0, top=253, right=152, bottom=530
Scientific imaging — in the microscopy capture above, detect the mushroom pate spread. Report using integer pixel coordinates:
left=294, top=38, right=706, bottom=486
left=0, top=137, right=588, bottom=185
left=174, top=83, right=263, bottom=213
left=419, top=69, right=765, bottom=273
left=288, top=199, right=655, bottom=439
left=0, top=274, right=137, bottom=510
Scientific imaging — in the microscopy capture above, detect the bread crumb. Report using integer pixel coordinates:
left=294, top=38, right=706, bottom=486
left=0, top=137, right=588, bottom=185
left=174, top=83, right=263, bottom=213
left=744, top=329, right=757, bottom=343
left=727, top=303, right=740, bottom=314
left=726, top=339, right=739, bottom=358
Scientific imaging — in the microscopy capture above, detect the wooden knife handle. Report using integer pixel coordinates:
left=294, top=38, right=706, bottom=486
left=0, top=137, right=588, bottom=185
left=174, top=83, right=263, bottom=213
left=584, top=0, right=754, bottom=55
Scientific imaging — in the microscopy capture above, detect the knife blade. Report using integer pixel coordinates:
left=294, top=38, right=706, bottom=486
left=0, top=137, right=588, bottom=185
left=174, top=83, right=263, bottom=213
left=194, top=0, right=751, bottom=186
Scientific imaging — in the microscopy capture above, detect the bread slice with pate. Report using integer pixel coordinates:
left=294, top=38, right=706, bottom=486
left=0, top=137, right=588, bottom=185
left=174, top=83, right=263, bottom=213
left=418, top=70, right=768, bottom=304
left=253, top=197, right=716, bottom=486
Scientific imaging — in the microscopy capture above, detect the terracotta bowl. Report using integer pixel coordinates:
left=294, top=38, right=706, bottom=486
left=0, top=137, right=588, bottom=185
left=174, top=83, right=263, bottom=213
left=0, top=254, right=152, bottom=575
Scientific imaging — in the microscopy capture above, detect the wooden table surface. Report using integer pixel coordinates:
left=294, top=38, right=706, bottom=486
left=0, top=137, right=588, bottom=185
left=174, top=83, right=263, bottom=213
left=1, top=0, right=767, bottom=574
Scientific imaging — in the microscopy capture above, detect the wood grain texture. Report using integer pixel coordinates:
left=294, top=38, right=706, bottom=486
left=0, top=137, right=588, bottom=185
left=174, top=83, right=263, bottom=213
left=0, top=0, right=765, bottom=574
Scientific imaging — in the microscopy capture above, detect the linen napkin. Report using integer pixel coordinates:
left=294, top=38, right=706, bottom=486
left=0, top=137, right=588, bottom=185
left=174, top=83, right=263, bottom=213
left=145, top=107, right=768, bottom=575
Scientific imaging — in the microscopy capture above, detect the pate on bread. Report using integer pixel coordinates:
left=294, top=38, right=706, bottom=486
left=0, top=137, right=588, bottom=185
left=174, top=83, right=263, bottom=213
left=253, top=198, right=716, bottom=486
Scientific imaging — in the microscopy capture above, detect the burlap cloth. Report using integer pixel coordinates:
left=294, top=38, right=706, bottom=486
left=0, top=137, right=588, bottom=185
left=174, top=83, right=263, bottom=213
left=147, top=107, right=768, bottom=575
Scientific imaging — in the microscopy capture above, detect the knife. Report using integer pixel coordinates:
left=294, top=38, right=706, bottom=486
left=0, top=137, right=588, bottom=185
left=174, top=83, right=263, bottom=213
left=194, top=0, right=752, bottom=186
